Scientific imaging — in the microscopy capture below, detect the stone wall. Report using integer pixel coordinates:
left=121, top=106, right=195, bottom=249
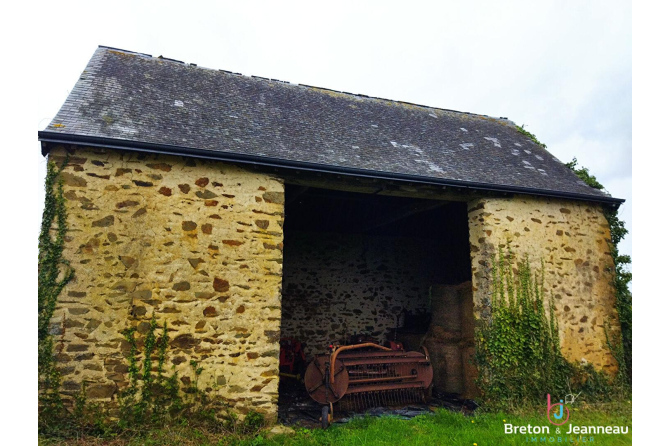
left=48, top=145, right=284, bottom=417
left=46, top=143, right=620, bottom=415
left=280, top=232, right=449, bottom=358
left=467, top=196, right=619, bottom=373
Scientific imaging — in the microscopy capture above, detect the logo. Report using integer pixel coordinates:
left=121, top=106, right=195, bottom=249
left=546, top=393, right=570, bottom=426
left=505, top=394, right=629, bottom=438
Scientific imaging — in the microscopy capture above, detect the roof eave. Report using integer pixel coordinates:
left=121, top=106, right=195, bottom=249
left=37, top=131, right=625, bottom=207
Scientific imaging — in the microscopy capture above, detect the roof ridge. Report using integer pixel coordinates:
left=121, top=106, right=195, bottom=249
left=98, top=45, right=153, bottom=58
left=95, top=45, right=514, bottom=125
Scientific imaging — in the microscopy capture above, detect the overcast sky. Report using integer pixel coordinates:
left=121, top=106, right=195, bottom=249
left=33, top=0, right=632, bottom=260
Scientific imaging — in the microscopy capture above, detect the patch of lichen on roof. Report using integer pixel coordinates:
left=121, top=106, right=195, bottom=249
left=108, top=49, right=137, bottom=59
left=306, top=86, right=370, bottom=103
left=306, top=84, right=475, bottom=117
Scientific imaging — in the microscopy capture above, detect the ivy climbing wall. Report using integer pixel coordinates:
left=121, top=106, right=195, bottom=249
left=48, top=145, right=284, bottom=417
left=467, top=196, right=620, bottom=374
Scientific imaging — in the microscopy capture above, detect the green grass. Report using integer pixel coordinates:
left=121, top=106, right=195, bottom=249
left=39, top=403, right=632, bottom=446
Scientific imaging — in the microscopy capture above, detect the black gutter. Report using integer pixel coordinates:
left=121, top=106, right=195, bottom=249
left=37, top=131, right=625, bottom=207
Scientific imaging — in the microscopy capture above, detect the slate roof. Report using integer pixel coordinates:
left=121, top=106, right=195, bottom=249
left=39, top=46, right=621, bottom=204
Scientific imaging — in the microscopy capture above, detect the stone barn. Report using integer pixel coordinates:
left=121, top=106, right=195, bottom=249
left=38, top=46, right=623, bottom=418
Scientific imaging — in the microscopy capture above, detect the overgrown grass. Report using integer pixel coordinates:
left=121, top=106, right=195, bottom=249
left=39, top=404, right=632, bottom=445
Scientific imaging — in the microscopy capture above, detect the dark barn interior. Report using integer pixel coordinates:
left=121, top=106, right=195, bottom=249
left=278, top=184, right=476, bottom=406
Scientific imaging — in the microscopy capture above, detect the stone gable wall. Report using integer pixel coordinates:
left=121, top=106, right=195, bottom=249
left=48, top=145, right=284, bottom=416
left=467, top=196, right=619, bottom=373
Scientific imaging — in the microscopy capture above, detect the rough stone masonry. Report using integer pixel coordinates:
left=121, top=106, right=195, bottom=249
left=46, top=144, right=621, bottom=418
left=48, top=145, right=284, bottom=417
left=467, top=196, right=620, bottom=372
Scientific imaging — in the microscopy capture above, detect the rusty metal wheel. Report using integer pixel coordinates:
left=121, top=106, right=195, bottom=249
left=304, top=355, right=349, bottom=405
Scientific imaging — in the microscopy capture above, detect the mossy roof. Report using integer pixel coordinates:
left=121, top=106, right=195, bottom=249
left=39, top=46, right=620, bottom=204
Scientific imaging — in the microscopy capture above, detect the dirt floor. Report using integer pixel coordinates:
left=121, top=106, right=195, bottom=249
left=277, top=378, right=478, bottom=428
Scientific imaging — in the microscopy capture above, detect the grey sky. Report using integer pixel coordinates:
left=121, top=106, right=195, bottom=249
left=35, top=0, right=632, bottom=261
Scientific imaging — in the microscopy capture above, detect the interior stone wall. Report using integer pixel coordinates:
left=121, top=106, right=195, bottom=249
left=47, top=145, right=284, bottom=417
left=467, top=196, right=619, bottom=373
left=280, top=232, right=448, bottom=358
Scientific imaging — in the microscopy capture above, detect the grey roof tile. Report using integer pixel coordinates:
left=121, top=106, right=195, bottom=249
left=40, top=46, right=617, bottom=203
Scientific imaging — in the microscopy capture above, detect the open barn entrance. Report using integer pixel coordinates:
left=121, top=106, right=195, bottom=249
left=278, top=184, right=477, bottom=420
